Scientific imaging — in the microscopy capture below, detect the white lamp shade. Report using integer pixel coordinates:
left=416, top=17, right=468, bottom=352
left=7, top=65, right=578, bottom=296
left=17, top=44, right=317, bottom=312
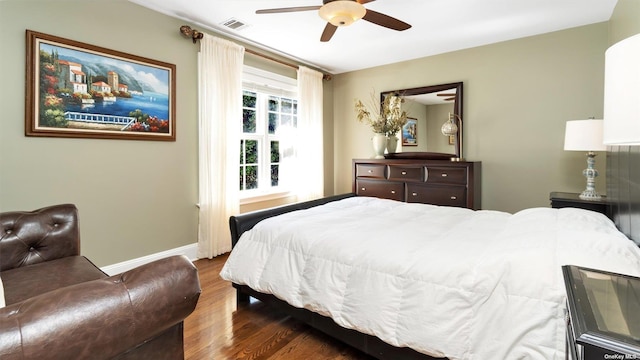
left=318, top=1, right=366, bottom=27
left=564, top=119, right=606, bottom=151
left=603, top=33, right=640, bottom=145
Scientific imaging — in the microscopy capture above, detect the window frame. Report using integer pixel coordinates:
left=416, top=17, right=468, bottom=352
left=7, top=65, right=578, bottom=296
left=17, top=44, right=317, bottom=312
left=239, top=66, right=297, bottom=204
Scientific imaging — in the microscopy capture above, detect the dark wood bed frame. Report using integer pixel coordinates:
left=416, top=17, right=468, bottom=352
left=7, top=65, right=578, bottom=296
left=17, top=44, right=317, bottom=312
left=227, top=146, right=640, bottom=360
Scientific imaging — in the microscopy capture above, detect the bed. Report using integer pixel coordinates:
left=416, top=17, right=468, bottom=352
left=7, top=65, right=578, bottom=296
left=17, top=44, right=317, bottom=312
left=220, top=147, right=640, bottom=360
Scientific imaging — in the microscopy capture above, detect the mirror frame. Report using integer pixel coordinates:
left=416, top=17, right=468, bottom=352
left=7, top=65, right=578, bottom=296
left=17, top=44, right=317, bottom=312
left=381, top=82, right=463, bottom=159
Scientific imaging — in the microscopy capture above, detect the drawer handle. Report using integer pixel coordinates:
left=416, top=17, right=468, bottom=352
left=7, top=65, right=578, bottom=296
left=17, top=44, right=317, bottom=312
left=441, top=173, right=448, bottom=177
left=368, top=170, right=373, bottom=173
left=412, top=192, right=418, bottom=196
left=361, top=187, right=366, bottom=191
left=401, top=171, right=407, bottom=175
left=450, top=196, right=457, bottom=200
left=391, top=190, right=396, bottom=194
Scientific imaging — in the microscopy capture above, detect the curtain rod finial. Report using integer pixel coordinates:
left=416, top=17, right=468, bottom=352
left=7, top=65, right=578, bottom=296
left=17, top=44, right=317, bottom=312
left=180, top=25, right=203, bottom=44
left=179, top=25, right=193, bottom=37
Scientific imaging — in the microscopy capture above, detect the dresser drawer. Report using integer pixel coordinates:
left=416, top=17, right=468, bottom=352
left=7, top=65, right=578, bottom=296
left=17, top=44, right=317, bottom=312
left=406, top=184, right=466, bottom=207
left=425, top=167, right=467, bottom=185
left=388, top=165, right=423, bottom=182
left=356, top=179, right=404, bottom=201
left=356, top=164, right=385, bottom=179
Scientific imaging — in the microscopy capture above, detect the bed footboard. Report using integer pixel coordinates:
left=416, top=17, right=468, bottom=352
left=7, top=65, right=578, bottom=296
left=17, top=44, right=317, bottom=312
left=233, top=284, right=442, bottom=360
left=229, top=193, right=354, bottom=306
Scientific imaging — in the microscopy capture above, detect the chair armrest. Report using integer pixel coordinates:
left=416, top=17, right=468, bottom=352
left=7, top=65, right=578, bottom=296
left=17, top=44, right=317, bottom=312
left=0, top=255, right=201, bottom=359
left=0, top=204, right=80, bottom=271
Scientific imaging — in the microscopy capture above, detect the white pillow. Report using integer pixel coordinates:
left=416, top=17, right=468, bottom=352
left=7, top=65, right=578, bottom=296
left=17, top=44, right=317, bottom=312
left=0, top=276, right=5, bottom=308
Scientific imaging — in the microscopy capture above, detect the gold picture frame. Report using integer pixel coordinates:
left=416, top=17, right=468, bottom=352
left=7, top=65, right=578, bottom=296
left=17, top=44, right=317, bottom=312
left=25, top=30, right=176, bottom=141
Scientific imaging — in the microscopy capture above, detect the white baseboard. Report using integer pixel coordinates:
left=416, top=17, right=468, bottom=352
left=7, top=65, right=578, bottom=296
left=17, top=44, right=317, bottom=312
left=100, top=243, right=198, bottom=276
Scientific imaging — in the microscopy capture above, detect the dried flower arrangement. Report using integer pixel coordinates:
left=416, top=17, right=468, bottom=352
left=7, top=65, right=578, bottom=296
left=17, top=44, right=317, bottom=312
left=354, top=92, right=408, bottom=136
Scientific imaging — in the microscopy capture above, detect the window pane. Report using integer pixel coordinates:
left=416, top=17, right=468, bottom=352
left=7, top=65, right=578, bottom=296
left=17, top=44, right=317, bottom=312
left=268, top=112, right=278, bottom=134
left=270, top=141, right=280, bottom=163
left=271, top=165, right=279, bottom=187
left=239, top=166, right=244, bottom=190
left=243, top=91, right=256, bottom=107
left=246, top=166, right=258, bottom=189
left=243, top=109, right=256, bottom=133
left=293, top=101, right=297, bottom=115
left=243, top=91, right=257, bottom=134
left=268, top=96, right=278, bottom=111
left=239, top=140, right=245, bottom=163
left=282, top=99, right=292, bottom=113
left=281, top=114, right=292, bottom=127
left=245, top=140, right=258, bottom=164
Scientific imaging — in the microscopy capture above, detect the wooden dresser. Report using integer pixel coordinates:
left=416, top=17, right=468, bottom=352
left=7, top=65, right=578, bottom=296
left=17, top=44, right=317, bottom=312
left=352, top=158, right=481, bottom=210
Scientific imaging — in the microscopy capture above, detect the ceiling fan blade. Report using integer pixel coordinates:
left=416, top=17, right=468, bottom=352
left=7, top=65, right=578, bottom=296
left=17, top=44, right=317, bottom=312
left=321, top=23, right=338, bottom=42
left=444, top=97, right=456, bottom=101
left=362, top=9, right=411, bottom=31
left=357, top=0, right=376, bottom=4
left=256, top=6, right=321, bottom=14
left=437, top=93, right=456, bottom=96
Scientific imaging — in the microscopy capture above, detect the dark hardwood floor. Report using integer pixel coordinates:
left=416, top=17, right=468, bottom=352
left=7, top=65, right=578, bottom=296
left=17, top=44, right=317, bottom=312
left=184, top=253, right=374, bottom=360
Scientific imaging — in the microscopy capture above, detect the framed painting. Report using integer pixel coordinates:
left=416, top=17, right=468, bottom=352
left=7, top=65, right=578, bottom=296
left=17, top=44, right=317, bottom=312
left=25, top=30, right=176, bottom=141
left=402, top=118, right=418, bottom=146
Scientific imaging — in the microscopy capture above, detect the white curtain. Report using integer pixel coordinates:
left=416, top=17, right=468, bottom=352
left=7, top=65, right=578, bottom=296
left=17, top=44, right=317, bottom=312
left=293, top=66, right=325, bottom=202
left=197, top=35, right=245, bottom=259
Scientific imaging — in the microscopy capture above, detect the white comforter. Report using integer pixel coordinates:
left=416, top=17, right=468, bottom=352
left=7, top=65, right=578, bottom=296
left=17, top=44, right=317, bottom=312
left=220, top=197, right=640, bottom=360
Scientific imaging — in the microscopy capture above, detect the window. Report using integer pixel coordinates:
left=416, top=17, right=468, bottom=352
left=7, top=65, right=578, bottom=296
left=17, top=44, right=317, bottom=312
left=240, top=67, right=297, bottom=199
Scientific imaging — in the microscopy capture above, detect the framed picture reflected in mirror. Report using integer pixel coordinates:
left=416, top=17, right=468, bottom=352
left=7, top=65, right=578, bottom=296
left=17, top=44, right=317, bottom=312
left=402, top=117, right=417, bottom=146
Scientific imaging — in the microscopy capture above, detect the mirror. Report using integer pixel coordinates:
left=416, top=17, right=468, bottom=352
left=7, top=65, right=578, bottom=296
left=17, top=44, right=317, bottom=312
left=381, top=82, right=463, bottom=160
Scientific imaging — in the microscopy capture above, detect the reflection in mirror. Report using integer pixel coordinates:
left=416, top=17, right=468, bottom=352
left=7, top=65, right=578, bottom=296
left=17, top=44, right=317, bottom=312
left=381, top=82, right=463, bottom=160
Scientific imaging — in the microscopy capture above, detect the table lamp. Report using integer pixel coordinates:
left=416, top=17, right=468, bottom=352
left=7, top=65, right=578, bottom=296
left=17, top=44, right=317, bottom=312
left=441, top=112, right=463, bottom=161
left=564, top=119, right=606, bottom=200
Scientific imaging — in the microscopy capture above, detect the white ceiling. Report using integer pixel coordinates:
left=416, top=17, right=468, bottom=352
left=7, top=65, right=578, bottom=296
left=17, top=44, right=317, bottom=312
left=129, top=0, right=617, bottom=74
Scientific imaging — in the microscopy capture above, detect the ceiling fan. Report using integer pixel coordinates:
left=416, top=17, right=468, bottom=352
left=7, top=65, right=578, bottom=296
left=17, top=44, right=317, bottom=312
left=437, top=93, right=457, bottom=101
left=255, top=0, right=411, bottom=42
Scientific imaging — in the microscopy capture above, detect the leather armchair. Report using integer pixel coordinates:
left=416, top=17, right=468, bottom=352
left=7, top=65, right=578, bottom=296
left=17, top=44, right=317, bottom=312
left=0, top=204, right=201, bottom=359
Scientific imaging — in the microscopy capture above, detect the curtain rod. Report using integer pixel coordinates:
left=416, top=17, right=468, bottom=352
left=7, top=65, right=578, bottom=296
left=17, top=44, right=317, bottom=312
left=179, top=25, right=332, bottom=81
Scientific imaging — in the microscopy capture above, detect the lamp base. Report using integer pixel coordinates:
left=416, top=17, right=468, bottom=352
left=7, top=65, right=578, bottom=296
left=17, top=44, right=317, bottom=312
left=579, top=151, right=601, bottom=201
left=579, top=189, right=602, bottom=201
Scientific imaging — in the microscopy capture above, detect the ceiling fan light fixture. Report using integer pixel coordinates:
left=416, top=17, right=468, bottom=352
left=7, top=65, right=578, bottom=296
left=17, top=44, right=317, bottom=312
left=318, top=1, right=366, bottom=27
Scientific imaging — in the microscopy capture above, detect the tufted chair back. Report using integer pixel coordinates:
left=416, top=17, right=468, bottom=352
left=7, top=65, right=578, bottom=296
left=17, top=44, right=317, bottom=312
left=0, top=204, right=80, bottom=271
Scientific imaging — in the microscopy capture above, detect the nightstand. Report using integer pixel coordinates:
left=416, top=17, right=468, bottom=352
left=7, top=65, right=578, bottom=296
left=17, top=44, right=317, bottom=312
left=562, top=265, right=640, bottom=360
left=549, top=192, right=610, bottom=218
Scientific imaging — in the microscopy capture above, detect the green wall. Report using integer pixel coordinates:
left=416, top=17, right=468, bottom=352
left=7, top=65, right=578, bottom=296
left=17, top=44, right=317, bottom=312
left=609, top=0, right=640, bottom=44
left=0, top=0, right=200, bottom=266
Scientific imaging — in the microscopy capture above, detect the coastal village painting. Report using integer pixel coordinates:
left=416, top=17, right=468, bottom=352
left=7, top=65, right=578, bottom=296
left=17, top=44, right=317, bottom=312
left=26, top=30, right=175, bottom=141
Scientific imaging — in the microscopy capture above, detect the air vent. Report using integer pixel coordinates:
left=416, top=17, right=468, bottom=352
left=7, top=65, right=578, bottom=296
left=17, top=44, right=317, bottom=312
left=221, top=18, right=248, bottom=31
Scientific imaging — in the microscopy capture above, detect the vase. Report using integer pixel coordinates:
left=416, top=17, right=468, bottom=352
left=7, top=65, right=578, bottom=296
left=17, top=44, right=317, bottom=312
left=386, top=134, right=398, bottom=154
left=371, top=133, right=386, bottom=159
